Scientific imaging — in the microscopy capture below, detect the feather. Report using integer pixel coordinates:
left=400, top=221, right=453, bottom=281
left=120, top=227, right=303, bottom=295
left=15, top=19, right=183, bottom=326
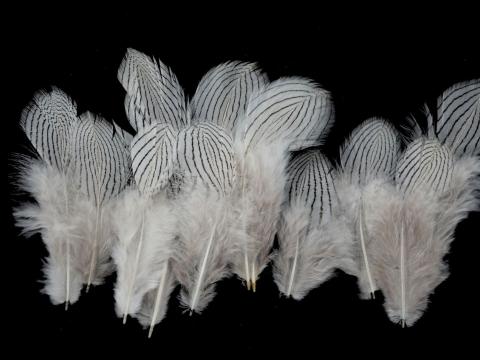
left=191, top=61, right=268, bottom=133
left=15, top=88, right=80, bottom=307
left=231, top=78, right=334, bottom=289
left=337, top=118, right=401, bottom=299
left=70, top=112, right=131, bottom=290
left=117, top=48, right=189, bottom=132
left=112, top=122, right=177, bottom=334
left=273, top=151, right=356, bottom=300
left=173, top=123, right=236, bottom=313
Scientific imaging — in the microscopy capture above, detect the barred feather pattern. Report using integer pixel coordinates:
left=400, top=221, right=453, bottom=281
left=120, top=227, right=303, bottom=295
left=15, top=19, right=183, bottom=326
left=191, top=61, right=268, bottom=133
left=240, top=77, right=334, bottom=152
left=431, top=79, right=480, bottom=156
left=131, top=123, right=177, bottom=196
left=20, top=87, right=77, bottom=170
left=340, top=118, right=400, bottom=184
left=71, top=112, right=131, bottom=205
left=118, top=48, right=189, bottom=132
left=396, top=138, right=454, bottom=196
left=176, top=123, right=236, bottom=194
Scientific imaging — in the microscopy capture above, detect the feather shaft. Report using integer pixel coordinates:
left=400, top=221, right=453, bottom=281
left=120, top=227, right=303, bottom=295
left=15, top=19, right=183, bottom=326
left=86, top=206, right=101, bottom=291
left=400, top=217, right=406, bottom=327
left=359, top=199, right=375, bottom=298
left=286, top=237, right=300, bottom=297
left=148, top=261, right=169, bottom=338
left=191, top=219, right=217, bottom=312
left=64, top=179, right=70, bottom=309
left=123, top=211, right=145, bottom=324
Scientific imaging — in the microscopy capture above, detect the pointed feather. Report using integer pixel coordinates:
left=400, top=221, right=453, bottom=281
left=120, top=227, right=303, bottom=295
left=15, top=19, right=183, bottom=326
left=20, top=87, right=77, bottom=170
left=118, top=48, right=189, bottom=131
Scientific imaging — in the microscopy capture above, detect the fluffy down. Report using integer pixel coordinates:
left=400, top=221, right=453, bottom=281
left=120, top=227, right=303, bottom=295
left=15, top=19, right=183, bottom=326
left=173, top=185, right=234, bottom=313
left=273, top=203, right=356, bottom=300
left=230, top=143, right=288, bottom=287
left=111, top=188, right=177, bottom=322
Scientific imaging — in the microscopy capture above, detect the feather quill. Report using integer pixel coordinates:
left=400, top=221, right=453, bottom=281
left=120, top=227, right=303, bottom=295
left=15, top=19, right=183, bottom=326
left=173, top=123, right=236, bottom=313
left=14, top=90, right=131, bottom=307
left=117, top=48, right=189, bottom=132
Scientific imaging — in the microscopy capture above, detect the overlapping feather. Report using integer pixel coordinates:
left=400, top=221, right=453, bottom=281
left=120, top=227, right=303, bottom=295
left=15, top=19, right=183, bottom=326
left=231, top=78, right=335, bottom=290
left=14, top=89, right=131, bottom=307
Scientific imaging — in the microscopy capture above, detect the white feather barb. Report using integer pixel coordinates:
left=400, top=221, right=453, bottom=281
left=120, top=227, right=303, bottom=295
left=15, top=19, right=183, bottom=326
left=111, top=188, right=177, bottom=329
left=173, top=185, right=233, bottom=313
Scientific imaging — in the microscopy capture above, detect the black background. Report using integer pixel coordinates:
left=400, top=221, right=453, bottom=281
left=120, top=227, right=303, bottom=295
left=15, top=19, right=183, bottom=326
left=4, top=8, right=480, bottom=356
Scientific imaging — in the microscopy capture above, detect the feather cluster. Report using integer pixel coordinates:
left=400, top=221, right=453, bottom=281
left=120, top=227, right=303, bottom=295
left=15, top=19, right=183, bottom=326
left=12, top=48, right=479, bottom=332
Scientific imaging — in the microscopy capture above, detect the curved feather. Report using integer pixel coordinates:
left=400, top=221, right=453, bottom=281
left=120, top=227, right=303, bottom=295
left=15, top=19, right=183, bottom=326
left=118, top=48, right=188, bottom=132
left=131, top=123, right=176, bottom=196
left=239, top=77, right=334, bottom=152
left=176, top=123, right=236, bottom=194
left=396, top=138, right=454, bottom=196
left=20, top=87, right=78, bottom=171
left=340, top=118, right=401, bottom=183
left=191, top=61, right=268, bottom=133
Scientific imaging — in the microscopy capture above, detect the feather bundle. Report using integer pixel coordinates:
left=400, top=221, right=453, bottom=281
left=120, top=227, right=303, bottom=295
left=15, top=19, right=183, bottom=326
left=273, top=150, right=355, bottom=300
left=231, top=78, right=335, bottom=290
left=14, top=89, right=131, bottom=307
